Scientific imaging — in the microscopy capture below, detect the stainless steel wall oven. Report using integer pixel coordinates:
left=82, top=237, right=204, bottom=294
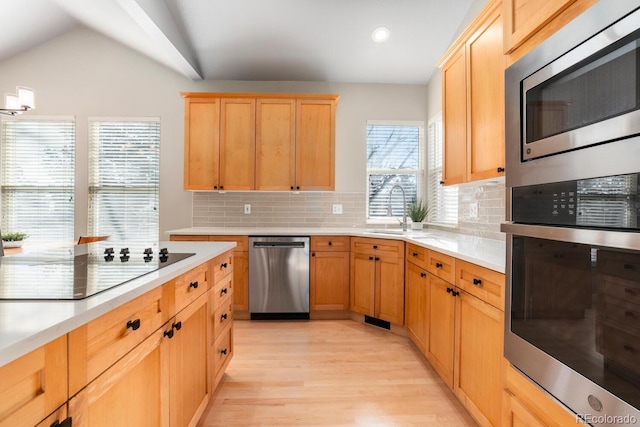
left=503, top=1, right=640, bottom=425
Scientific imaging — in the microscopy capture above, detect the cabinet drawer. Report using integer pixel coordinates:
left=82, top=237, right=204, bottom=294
left=212, top=273, right=234, bottom=311
left=599, top=294, right=640, bottom=331
left=213, top=325, right=233, bottom=378
left=599, top=274, right=640, bottom=304
left=601, top=325, right=640, bottom=371
left=598, top=250, right=640, bottom=282
left=209, top=235, right=248, bottom=252
left=426, top=250, right=455, bottom=283
left=175, top=262, right=209, bottom=313
left=311, top=235, right=350, bottom=251
left=0, top=336, right=67, bottom=427
left=212, top=251, right=234, bottom=283
left=68, top=286, right=169, bottom=395
left=212, top=296, right=233, bottom=340
left=406, top=243, right=427, bottom=270
left=351, top=237, right=404, bottom=256
left=455, top=260, right=505, bottom=310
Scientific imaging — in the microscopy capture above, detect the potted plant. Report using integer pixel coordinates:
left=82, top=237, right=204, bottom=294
left=408, top=199, right=429, bottom=230
left=2, top=232, right=28, bottom=248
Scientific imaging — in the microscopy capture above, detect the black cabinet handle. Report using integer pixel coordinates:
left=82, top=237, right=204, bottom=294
left=221, top=348, right=228, bottom=355
left=312, top=253, right=316, bottom=257
left=328, top=241, right=332, bottom=246
left=172, top=321, right=182, bottom=331
left=369, top=256, right=374, bottom=260
left=412, top=252, right=418, bottom=257
left=452, top=290, right=460, bottom=297
left=473, top=278, right=482, bottom=286
left=221, top=262, right=228, bottom=268
left=126, top=319, right=141, bottom=331
left=189, top=281, right=199, bottom=289
left=290, top=186, right=294, bottom=190
left=497, top=167, right=505, bottom=173
left=164, top=328, right=174, bottom=339
left=446, top=287, right=452, bottom=293
left=221, top=288, right=228, bottom=295
left=213, top=185, right=218, bottom=189
left=624, top=288, right=637, bottom=295
left=221, top=313, right=228, bottom=321
left=375, top=257, right=380, bottom=261
left=220, top=185, right=224, bottom=190
left=373, top=245, right=378, bottom=249
left=420, top=272, right=426, bottom=278
left=623, top=344, right=635, bottom=353
left=624, top=264, right=634, bottom=270
left=435, top=262, right=443, bottom=269
left=625, top=310, right=636, bottom=318
left=439, top=180, right=445, bottom=185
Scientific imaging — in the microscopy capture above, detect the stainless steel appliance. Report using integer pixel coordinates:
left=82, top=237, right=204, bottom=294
left=504, top=1, right=640, bottom=425
left=0, top=242, right=194, bottom=300
left=248, top=236, right=310, bottom=319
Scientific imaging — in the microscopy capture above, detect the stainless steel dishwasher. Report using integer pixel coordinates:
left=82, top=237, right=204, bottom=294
left=248, top=236, right=310, bottom=319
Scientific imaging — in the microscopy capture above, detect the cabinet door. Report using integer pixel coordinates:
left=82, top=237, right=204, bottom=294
left=310, top=251, right=350, bottom=311
left=441, top=47, right=467, bottom=185
left=184, top=98, right=220, bottom=190
left=468, top=7, right=505, bottom=181
left=256, top=99, right=296, bottom=190
left=170, top=292, right=210, bottom=427
left=0, top=336, right=67, bottom=427
left=232, top=250, right=249, bottom=312
left=375, top=252, right=405, bottom=326
left=454, top=290, right=503, bottom=427
left=296, top=99, right=335, bottom=190
left=350, top=252, right=376, bottom=316
left=502, top=391, right=546, bottom=427
left=405, top=262, right=428, bottom=353
left=219, top=98, right=256, bottom=190
left=426, top=274, right=455, bottom=388
left=68, top=327, right=169, bottom=427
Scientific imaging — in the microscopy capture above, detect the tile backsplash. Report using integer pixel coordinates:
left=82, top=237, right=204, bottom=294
left=192, top=181, right=506, bottom=240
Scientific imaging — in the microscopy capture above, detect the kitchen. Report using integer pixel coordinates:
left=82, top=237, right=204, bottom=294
left=0, top=0, right=637, bottom=426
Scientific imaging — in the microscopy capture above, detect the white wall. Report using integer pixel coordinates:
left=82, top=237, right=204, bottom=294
left=0, top=27, right=428, bottom=237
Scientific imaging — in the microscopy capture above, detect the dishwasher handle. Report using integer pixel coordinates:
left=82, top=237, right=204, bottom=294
left=252, top=241, right=306, bottom=249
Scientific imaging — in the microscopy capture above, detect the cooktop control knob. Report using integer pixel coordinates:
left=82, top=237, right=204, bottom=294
left=143, top=247, right=153, bottom=263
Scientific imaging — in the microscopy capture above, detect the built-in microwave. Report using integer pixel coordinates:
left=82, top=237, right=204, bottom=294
left=503, top=1, right=640, bottom=425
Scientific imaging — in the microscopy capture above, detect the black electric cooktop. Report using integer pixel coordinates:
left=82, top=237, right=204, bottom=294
left=0, top=242, right=195, bottom=300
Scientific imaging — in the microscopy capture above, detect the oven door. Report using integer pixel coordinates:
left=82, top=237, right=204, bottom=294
left=503, top=223, right=640, bottom=425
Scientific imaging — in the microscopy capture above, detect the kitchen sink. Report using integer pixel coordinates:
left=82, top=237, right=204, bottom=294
left=363, top=229, right=406, bottom=236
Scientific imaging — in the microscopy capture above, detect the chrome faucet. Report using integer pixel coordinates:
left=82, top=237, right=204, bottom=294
left=387, top=184, right=407, bottom=232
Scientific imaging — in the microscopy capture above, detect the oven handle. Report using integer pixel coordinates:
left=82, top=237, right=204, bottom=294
left=501, top=222, right=640, bottom=251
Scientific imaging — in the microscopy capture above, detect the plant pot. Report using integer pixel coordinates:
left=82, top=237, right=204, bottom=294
left=410, top=222, right=423, bottom=230
left=2, top=240, right=24, bottom=248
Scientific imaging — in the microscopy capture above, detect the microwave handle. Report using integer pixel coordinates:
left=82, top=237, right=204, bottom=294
left=501, top=222, right=640, bottom=251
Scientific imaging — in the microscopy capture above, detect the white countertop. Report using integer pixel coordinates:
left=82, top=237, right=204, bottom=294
left=0, top=241, right=235, bottom=366
left=167, top=227, right=506, bottom=274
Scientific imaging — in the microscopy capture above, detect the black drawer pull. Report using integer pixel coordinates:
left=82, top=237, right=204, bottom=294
left=625, top=310, right=636, bottom=318
left=189, top=281, right=199, bottom=289
left=126, top=319, right=141, bottom=331
left=473, top=278, right=482, bottom=286
left=164, top=329, right=174, bottom=339
left=446, top=287, right=452, bottom=293
left=451, top=290, right=460, bottom=297
left=439, top=180, right=445, bottom=185
left=497, top=167, right=505, bottom=173
left=624, top=263, right=634, bottom=270
left=373, top=245, right=378, bottom=249
left=420, top=272, right=426, bottom=278
left=221, top=313, right=228, bottom=321
left=375, top=257, right=380, bottom=261
left=369, top=256, right=374, bottom=260
left=412, top=252, right=418, bottom=257
left=220, top=288, right=228, bottom=295
left=290, top=186, right=294, bottom=190
left=435, top=262, right=443, bottom=269
left=312, top=253, right=316, bottom=257
left=221, top=348, right=228, bottom=355
left=221, top=262, right=228, bottom=268
left=172, top=321, right=182, bottom=331
left=624, top=288, right=637, bottom=295
left=623, top=344, right=635, bottom=353
left=328, top=241, right=332, bottom=246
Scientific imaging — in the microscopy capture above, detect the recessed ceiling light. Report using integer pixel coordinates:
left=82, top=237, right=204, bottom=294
left=371, top=26, right=390, bottom=43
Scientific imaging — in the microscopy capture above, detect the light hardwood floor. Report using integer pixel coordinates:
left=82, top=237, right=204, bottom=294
left=198, top=320, right=477, bottom=426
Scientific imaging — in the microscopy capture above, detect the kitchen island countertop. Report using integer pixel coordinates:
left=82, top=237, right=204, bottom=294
left=167, top=227, right=505, bottom=274
left=0, top=240, right=235, bottom=367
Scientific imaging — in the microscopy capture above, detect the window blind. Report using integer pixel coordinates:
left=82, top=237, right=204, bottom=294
left=88, top=119, right=160, bottom=241
left=427, top=113, right=458, bottom=225
left=1, top=118, right=75, bottom=240
left=366, top=122, right=423, bottom=219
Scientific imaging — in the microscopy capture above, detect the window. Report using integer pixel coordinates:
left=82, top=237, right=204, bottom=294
left=1, top=117, right=75, bottom=240
left=88, top=118, right=160, bottom=241
left=427, top=113, right=458, bottom=225
left=366, top=121, right=424, bottom=221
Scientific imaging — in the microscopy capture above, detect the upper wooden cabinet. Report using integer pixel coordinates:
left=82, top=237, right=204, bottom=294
left=438, top=0, right=506, bottom=185
left=503, top=0, right=598, bottom=64
left=182, top=93, right=339, bottom=191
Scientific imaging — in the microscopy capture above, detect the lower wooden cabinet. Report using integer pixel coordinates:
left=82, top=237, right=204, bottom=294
left=502, top=390, right=546, bottom=427
left=68, top=327, right=170, bottom=427
left=0, top=335, right=68, bottom=427
left=405, top=261, right=428, bottom=353
left=426, top=273, right=456, bottom=387
left=310, top=236, right=350, bottom=314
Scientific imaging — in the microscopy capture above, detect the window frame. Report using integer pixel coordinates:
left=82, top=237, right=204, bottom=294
left=365, top=120, right=425, bottom=225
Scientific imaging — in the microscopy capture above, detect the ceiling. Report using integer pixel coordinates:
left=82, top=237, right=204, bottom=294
left=0, top=0, right=476, bottom=85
